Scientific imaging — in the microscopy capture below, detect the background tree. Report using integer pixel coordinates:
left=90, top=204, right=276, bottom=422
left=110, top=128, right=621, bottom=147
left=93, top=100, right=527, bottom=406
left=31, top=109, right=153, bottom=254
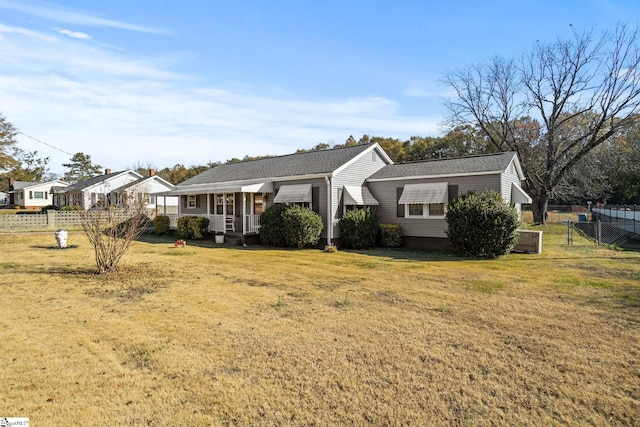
left=0, top=114, right=56, bottom=190
left=129, top=161, right=157, bottom=177
left=443, top=25, right=640, bottom=223
left=0, top=113, right=19, bottom=174
left=156, top=163, right=213, bottom=184
left=602, top=123, right=640, bottom=204
left=63, top=152, right=103, bottom=183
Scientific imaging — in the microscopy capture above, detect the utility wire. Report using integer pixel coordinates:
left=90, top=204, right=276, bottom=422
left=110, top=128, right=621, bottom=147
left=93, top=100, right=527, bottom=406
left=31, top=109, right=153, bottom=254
left=17, top=131, right=73, bottom=156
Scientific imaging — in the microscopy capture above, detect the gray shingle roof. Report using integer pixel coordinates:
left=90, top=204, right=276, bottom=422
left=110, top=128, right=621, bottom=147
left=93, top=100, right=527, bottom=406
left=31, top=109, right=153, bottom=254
left=367, top=152, right=517, bottom=180
left=178, top=144, right=373, bottom=186
left=63, top=171, right=139, bottom=192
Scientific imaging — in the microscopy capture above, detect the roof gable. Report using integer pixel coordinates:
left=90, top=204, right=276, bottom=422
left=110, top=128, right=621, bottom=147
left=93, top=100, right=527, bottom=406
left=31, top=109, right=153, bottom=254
left=178, top=144, right=375, bottom=187
left=12, top=180, right=70, bottom=191
left=119, top=175, right=176, bottom=192
left=367, top=152, right=519, bottom=181
left=64, top=170, right=143, bottom=191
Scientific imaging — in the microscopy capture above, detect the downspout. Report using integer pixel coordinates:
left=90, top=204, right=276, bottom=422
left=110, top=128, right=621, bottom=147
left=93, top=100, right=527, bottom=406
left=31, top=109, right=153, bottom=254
left=325, top=175, right=332, bottom=246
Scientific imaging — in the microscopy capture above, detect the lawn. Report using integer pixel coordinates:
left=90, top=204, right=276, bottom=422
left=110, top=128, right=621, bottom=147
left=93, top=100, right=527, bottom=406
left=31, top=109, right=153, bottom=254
left=0, top=227, right=638, bottom=426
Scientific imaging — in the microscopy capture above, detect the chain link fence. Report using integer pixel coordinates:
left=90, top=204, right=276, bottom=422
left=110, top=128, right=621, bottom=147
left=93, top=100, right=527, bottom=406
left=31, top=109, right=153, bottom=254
left=574, top=205, right=640, bottom=249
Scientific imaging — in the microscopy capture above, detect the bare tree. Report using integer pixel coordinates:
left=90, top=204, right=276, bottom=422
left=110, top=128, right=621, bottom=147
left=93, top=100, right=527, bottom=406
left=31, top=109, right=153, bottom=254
left=443, top=25, right=640, bottom=223
left=79, top=192, right=151, bottom=274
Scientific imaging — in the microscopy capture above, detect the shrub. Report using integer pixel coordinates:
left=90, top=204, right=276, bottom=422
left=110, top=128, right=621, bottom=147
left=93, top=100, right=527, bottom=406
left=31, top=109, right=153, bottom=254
left=61, top=205, right=83, bottom=211
left=339, top=208, right=379, bottom=249
left=281, top=204, right=324, bottom=248
left=259, top=203, right=289, bottom=247
left=379, top=223, right=403, bottom=247
left=153, top=215, right=171, bottom=235
left=177, top=215, right=209, bottom=240
left=260, top=204, right=323, bottom=248
left=446, top=191, right=520, bottom=258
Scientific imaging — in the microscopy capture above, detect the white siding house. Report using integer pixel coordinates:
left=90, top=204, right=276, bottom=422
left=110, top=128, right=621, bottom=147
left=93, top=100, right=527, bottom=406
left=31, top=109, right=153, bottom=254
left=8, top=178, right=70, bottom=209
left=56, top=169, right=143, bottom=209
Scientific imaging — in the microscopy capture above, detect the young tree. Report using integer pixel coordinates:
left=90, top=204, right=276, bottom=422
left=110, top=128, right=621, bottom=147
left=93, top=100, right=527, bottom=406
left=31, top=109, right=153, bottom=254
left=63, top=152, right=103, bottom=183
left=443, top=25, right=640, bottom=223
left=79, top=192, right=151, bottom=274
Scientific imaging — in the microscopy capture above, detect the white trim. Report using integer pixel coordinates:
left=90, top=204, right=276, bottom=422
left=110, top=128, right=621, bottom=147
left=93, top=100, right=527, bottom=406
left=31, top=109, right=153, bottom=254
left=333, top=143, right=393, bottom=175
left=511, top=182, right=532, bottom=204
left=187, top=194, right=197, bottom=208
left=367, top=170, right=502, bottom=182
left=405, top=203, right=446, bottom=219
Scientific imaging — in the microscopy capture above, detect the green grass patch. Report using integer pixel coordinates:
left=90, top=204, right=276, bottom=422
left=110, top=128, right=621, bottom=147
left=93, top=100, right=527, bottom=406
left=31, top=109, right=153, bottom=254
left=463, top=279, right=505, bottom=294
left=556, top=276, right=613, bottom=289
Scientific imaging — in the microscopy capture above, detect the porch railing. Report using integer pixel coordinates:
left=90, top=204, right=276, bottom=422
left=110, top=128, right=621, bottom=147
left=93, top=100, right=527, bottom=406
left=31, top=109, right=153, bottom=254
left=208, top=215, right=225, bottom=233
left=246, top=214, right=261, bottom=233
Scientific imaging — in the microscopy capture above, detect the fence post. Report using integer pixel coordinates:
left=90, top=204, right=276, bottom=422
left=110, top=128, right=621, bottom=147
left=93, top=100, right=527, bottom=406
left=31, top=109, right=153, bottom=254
left=597, top=220, right=601, bottom=246
left=567, top=219, right=572, bottom=245
left=47, top=210, right=55, bottom=229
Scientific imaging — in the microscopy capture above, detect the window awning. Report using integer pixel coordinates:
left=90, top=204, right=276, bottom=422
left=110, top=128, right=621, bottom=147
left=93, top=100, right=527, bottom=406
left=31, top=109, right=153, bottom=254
left=241, top=182, right=273, bottom=193
left=398, top=182, right=448, bottom=204
left=273, top=184, right=312, bottom=203
left=343, top=185, right=379, bottom=206
left=511, top=182, right=532, bottom=204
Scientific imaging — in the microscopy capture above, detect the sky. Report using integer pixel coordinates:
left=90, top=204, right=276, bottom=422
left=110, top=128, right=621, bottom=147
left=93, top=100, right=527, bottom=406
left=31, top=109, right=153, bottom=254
left=0, top=0, right=639, bottom=176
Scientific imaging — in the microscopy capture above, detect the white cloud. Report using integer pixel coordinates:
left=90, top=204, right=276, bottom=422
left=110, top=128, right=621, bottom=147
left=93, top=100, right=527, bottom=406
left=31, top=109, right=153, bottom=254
left=0, top=0, right=163, bottom=34
left=0, top=23, right=438, bottom=176
left=53, top=27, right=92, bottom=40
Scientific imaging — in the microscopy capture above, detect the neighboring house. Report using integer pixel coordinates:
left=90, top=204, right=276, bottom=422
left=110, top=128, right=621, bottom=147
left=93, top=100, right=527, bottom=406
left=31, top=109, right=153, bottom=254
left=8, top=177, right=70, bottom=210
left=118, top=169, right=178, bottom=211
left=366, top=151, right=531, bottom=250
left=0, top=191, right=7, bottom=206
left=167, top=143, right=393, bottom=243
left=56, top=169, right=143, bottom=209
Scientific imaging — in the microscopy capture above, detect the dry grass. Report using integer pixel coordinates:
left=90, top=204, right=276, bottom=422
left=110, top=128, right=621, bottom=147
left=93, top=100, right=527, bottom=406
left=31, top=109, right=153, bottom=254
left=0, top=229, right=639, bottom=426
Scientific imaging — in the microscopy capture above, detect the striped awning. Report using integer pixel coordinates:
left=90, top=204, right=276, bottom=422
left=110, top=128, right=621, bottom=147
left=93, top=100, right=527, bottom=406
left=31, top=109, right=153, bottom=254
left=398, top=182, right=448, bottom=204
left=273, top=184, right=312, bottom=203
left=343, top=185, right=379, bottom=206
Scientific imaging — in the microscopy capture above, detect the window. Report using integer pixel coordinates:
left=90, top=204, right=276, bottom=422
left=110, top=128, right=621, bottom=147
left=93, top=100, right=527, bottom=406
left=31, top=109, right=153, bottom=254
left=213, top=193, right=234, bottom=214
left=215, top=194, right=224, bottom=214
left=226, top=193, right=235, bottom=215
left=187, top=195, right=197, bottom=208
left=406, top=203, right=446, bottom=218
left=34, top=191, right=44, bottom=199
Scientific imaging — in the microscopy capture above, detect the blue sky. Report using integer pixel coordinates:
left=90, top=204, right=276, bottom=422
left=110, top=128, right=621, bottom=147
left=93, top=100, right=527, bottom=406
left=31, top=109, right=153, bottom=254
left=0, top=0, right=638, bottom=175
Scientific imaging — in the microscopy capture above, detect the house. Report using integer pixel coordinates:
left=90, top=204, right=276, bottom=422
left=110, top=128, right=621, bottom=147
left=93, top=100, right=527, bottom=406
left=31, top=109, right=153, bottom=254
left=166, top=143, right=393, bottom=244
left=169, top=145, right=531, bottom=248
left=0, top=191, right=7, bottom=206
left=366, top=151, right=531, bottom=250
left=116, top=169, right=177, bottom=212
left=56, top=169, right=143, bottom=209
left=8, top=177, right=70, bottom=210
left=56, top=168, right=178, bottom=211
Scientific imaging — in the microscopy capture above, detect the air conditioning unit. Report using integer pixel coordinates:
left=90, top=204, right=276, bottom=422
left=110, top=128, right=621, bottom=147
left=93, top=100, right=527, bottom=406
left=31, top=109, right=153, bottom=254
left=513, top=230, right=543, bottom=254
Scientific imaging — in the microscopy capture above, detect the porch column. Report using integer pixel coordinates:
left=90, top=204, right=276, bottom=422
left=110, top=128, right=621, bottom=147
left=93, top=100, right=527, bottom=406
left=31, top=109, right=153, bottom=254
left=242, top=192, right=247, bottom=235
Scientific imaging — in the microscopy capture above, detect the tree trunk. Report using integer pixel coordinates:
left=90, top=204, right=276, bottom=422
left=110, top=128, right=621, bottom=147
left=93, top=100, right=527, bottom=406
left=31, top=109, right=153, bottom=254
left=531, top=193, right=550, bottom=224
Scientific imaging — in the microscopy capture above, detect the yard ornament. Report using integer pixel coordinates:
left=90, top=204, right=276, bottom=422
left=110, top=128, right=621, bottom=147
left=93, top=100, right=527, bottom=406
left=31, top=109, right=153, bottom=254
left=55, top=229, right=68, bottom=249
